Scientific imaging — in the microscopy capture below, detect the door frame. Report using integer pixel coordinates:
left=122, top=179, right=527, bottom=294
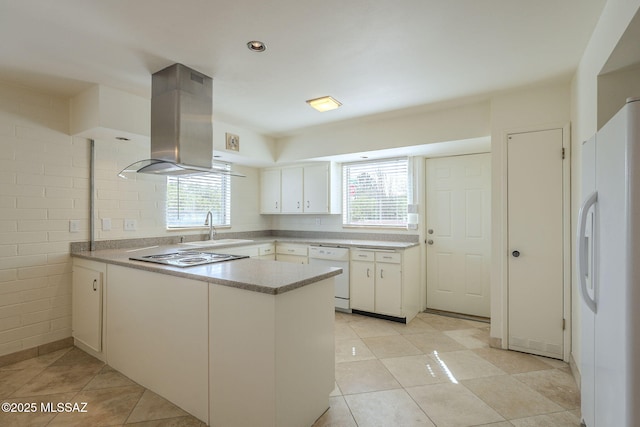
left=499, top=123, right=571, bottom=361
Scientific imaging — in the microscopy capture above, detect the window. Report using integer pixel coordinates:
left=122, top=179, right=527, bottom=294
left=166, top=163, right=231, bottom=228
left=343, top=158, right=408, bottom=227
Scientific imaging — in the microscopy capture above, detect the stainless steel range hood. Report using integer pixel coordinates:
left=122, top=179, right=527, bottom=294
left=119, top=63, right=243, bottom=178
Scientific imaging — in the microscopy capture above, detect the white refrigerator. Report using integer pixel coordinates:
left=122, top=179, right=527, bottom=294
left=578, top=97, right=640, bottom=427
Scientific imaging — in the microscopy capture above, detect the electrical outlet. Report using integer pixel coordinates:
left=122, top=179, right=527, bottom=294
left=102, top=218, right=112, bottom=231
left=69, top=220, right=80, bottom=233
left=315, top=217, right=321, bottom=226
left=124, top=219, right=137, bottom=231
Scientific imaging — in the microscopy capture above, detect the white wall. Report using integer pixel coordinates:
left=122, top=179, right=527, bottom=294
left=276, top=100, right=491, bottom=163
left=489, top=81, right=572, bottom=347
left=0, top=81, right=269, bottom=357
left=0, top=83, right=77, bottom=356
left=570, top=0, right=640, bottom=372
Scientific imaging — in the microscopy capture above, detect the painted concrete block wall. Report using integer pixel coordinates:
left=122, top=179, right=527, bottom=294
left=0, top=83, right=79, bottom=356
left=0, top=81, right=269, bottom=356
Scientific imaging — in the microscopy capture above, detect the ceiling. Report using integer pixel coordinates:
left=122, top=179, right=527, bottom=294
left=0, top=0, right=606, bottom=137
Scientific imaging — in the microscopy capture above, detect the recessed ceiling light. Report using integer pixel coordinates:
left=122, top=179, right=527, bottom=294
left=247, top=41, right=266, bottom=52
left=306, top=96, right=342, bottom=112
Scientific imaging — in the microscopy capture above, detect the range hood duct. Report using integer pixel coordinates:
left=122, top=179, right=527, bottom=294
left=119, top=63, right=243, bottom=178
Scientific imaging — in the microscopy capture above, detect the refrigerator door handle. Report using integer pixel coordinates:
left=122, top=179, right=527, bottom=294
left=578, top=191, right=598, bottom=314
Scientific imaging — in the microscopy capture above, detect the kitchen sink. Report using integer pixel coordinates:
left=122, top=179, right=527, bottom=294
left=182, top=238, right=254, bottom=248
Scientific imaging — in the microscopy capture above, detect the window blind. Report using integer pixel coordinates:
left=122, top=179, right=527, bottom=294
left=343, top=158, right=408, bottom=227
left=166, top=163, right=231, bottom=228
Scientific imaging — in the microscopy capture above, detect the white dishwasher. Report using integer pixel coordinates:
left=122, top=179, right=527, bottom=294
left=308, top=246, right=350, bottom=312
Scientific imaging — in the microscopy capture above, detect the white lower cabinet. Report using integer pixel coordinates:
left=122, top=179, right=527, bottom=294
left=276, top=243, right=308, bottom=264
left=350, top=247, right=420, bottom=321
left=106, top=265, right=209, bottom=424
left=72, top=259, right=105, bottom=354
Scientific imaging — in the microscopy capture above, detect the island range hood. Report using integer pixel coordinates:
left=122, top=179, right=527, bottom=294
left=119, top=63, right=243, bottom=178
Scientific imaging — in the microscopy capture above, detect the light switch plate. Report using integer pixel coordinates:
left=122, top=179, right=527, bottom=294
left=69, top=220, right=80, bottom=233
left=102, top=218, right=112, bottom=231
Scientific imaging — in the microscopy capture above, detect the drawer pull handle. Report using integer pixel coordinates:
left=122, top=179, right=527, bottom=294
left=366, top=268, right=370, bottom=278
left=92, top=279, right=97, bottom=291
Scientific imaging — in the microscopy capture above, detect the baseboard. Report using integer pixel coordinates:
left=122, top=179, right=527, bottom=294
left=569, top=352, right=581, bottom=388
left=489, top=336, right=503, bottom=349
left=0, top=337, right=74, bottom=368
left=422, top=308, right=490, bottom=324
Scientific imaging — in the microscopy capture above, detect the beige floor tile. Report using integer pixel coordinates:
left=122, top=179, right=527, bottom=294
left=349, top=317, right=401, bottom=338
left=513, top=368, right=580, bottom=410
left=0, top=391, right=77, bottom=427
left=345, top=389, right=435, bottom=427
left=126, top=389, right=189, bottom=423
left=473, top=422, right=514, bottom=427
left=428, top=350, right=505, bottom=381
left=12, top=363, right=104, bottom=397
left=532, top=355, right=569, bottom=369
left=389, top=317, right=437, bottom=335
left=443, top=328, right=490, bottom=349
left=473, top=348, right=555, bottom=374
left=381, top=355, right=449, bottom=388
left=335, top=322, right=360, bottom=340
left=50, top=347, right=103, bottom=369
left=0, top=348, right=71, bottom=372
left=404, top=330, right=466, bottom=354
left=0, top=367, right=47, bottom=399
left=84, top=365, right=138, bottom=390
left=312, top=396, right=357, bottom=427
left=463, top=375, right=563, bottom=420
left=417, top=313, right=482, bottom=331
left=47, top=384, right=145, bottom=427
left=330, top=382, right=342, bottom=397
left=125, top=416, right=207, bottom=426
left=362, top=335, right=422, bottom=359
left=335, top=359, right=401, bottom=395
left=407, top=382, right=504, bottom=427
left=335, top=339, right=376, bottom=363
left=510, top=410, right=581, bottom=427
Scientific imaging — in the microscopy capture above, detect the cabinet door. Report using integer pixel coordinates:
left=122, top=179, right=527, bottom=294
left=375, top=263, right=402, bottom=317
left=276, top=254, right=308, bottom=264
left=281, top=167, right=303, bottom=213
left=72, top=266, right=102, bottom=352
left=260, top=169, right=281, bottom=213
left=303, top=164, right=329, bottom=213
left=350, top=261, right=375, bottom=312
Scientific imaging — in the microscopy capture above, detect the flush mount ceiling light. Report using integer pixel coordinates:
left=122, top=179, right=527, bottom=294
left=306, top=96, right=342, bottom=112
left=247, top=41, right=266, bottom=52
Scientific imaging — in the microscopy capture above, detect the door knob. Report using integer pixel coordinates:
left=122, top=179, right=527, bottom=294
left=512, top=250, right=520, bottom=258
left=427, top=240, right=434, bottom=245
left=428, top=229, right=434, bottom=234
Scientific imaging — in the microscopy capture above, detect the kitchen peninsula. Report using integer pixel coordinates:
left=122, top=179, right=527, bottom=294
left=71, top=244, right=341, bottom=427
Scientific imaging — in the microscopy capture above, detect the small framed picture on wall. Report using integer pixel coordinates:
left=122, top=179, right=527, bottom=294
left=225, top=133, right=240, bottom=152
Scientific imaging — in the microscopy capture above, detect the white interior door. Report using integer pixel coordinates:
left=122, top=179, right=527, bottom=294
left=426, top=153, right=491, bottom=318
left=507, top=128, right=564, bottom=359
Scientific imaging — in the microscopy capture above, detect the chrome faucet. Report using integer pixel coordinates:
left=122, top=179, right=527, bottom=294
left=204, top=211, right=216, bottom=240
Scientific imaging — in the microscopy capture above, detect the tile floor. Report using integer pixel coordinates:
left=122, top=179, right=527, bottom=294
left=0, top=312, right=581, bottom=427
left=313, top=311, right=581, bottom=427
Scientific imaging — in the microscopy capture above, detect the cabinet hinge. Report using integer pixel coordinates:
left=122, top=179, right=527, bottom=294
left=562, top=318, right=566, bottom=330
left=562, top=148, right=565, bottom=159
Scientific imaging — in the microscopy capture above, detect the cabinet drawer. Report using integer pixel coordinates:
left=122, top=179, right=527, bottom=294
left=375, top=251, right=401, bottom=264
left=259, top=244, right=275, bottom=256
left=351, top=250, right=375, bottom=262
left=276, top=244, right=308, bottom=256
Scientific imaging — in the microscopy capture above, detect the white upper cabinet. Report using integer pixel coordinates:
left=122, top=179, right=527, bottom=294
left=281, top=167, right=304, bottom=213
left=260, top=163, right=341, bottom=214
left=260, top=169, right=282, bottom=214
